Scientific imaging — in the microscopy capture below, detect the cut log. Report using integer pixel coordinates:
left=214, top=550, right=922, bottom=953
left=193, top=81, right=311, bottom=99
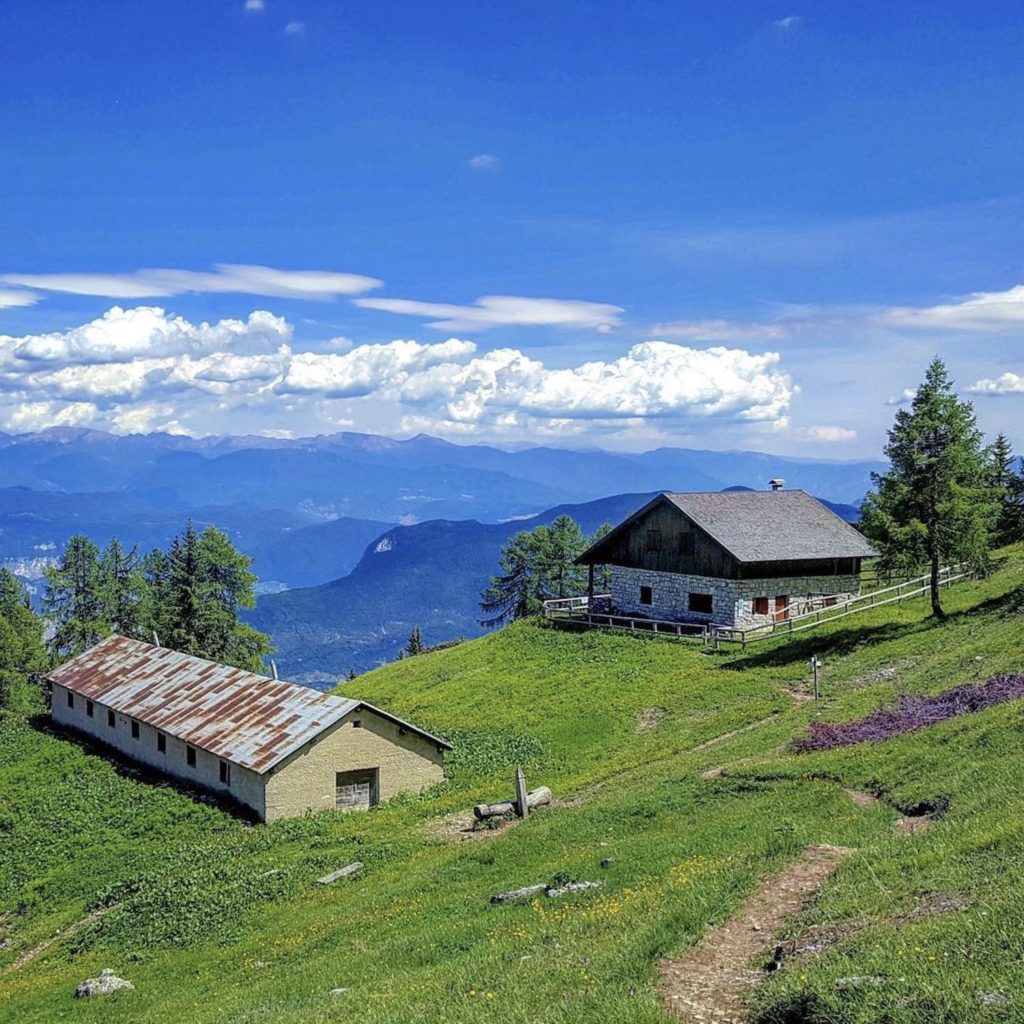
left=474, top=786, right=551, bottom=820
left=317, top=862, right=363, bottom=884
left=491, top=884, right=546, bottom=904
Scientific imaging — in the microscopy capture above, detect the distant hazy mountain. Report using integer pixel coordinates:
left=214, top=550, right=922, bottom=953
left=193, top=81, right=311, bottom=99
left=246, top=492, right=654, bottom=686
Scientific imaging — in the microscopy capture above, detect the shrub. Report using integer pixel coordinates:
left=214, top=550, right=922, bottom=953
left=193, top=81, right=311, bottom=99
left=794, top=674, right=1024, bottom=752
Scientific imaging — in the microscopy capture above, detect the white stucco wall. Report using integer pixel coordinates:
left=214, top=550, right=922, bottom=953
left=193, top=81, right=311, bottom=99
left=50, top=682, right=266, bottom=817
left=609, top=565, right=861, bottom=628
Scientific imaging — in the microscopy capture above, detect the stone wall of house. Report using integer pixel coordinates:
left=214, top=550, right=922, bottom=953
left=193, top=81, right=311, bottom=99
left=609, top=565, right=861, bottom=628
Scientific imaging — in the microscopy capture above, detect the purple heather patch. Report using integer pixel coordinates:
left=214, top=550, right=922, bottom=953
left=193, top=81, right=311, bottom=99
left=794, top=674, right=1024, bottom=752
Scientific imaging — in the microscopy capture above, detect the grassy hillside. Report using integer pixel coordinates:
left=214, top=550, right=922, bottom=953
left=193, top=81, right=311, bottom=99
left=2, top=548, right=1023, bottom=1023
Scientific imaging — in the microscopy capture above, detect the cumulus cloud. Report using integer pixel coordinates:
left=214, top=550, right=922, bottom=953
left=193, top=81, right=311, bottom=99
left=0, top=306, right=290, bottom=366
left=885, top=387, right=916, bottom=406
left=284, top=20, right=304, bottom=35
left=0, top=264, right=381, bottom=301
left=794, top=425, right=858, bottom=443
left=353, top=294, right=624, bottom=332
left=880, top=284, right=1024, bottom=332
left=652, top=319, right=790, bottom=342
left=0, top=307, right=794, bottom=437
left=469, top=153, right=500, bottom=170
left=965, top=372, right=1024, bottom=396
left=244, top=0, right=264, bottom=10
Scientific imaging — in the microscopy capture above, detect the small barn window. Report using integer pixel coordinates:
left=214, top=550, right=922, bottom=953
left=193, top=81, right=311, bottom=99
left=679, top=532, right=695, bottom=557
left=86, top=700, right=94, bottom=718
left=107, top=709, right=116, bottom=728
left=186, top=745, right=196, bottom=767
left=645, top=529, right=663, bottom=552
left=352, top=719, right=363, bottom=729
left=688, top=592, right=713, bottom=614
left=66, top=691, right=74, bottom=709
left=219, top=760, right=231, bottom=786
left=753, top=596, right=769, bottom=616
left=639, top=585, right=653, bottom=605
left=157, top=733, right=166, bottom=754
left=131, top=720, right=140, bottom=739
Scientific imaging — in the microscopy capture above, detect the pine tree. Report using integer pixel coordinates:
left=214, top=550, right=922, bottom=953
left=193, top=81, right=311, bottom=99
left=861, top=358, right=997, bottom=618
left=98, top=539, right=144, bottom=637
left=405, top=625, right=424, bottom=656
left=44, top=535, right=106, bottom=659
left=0, top=569, right=48, bottom=712
left=989, top=434, right=1024, bottom=546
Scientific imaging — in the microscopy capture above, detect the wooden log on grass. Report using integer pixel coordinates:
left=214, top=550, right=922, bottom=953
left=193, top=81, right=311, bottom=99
left=473, top=786, right=551, bottom=820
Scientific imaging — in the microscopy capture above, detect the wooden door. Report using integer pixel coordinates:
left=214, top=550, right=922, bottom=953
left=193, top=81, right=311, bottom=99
left=335, top=768, right=379, bottom=811
left=774, top=595, right=789, bottom=622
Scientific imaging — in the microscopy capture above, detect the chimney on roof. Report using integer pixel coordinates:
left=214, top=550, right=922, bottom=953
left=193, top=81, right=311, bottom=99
left=769, top=478, right=785, bottom=491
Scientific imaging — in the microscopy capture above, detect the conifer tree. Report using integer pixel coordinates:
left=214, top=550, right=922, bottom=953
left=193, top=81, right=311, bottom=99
left=0, top=569, right=48, bottom=712
left=989, top=433, right=1024, bottom=546
left=405, top=625, right=425, bottom=656
left=861, top=358, right=997, bottom=618
left=98, top=539, right=144, bottom=637
left=44, top=535, right=106, bottom=659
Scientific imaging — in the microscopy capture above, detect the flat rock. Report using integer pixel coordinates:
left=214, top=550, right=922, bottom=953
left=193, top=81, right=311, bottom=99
left=317, top=862, right=363, bottom=885
left=75, top=968, right=134, bottom=997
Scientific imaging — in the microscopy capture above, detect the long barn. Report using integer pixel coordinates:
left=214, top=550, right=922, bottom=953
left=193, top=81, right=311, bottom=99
left=48, top=635, right=451, bottom=821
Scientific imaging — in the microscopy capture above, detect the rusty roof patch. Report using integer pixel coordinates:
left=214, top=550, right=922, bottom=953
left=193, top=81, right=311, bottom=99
left=47, top=635, right=451, bottom=772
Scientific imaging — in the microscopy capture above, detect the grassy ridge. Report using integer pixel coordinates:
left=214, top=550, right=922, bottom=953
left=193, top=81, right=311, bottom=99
left=0, top=549, right=1022, bottom=1022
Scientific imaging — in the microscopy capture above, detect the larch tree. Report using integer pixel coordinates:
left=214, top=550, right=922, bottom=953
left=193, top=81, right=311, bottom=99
left=0, top=569, right=48, bottom=712
left=861, top=357, right=997, bottom=618
left=988, top=433, right=1024, bottom=546
left=43, top=534, right=106, bottom=659
left=98, top=539, right=145, bottom=638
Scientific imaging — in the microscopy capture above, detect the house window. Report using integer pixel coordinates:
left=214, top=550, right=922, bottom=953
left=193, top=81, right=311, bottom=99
left=688, top=592, right=713, bottom=614
left=645, top=529, right=663, bottom=552
left=679, top=532, right=695, bottom=557
left=219, top=760, right=231, bottom=786
left=157, top=733, right=166, bottom=754
left=67, top=691, right=74, bottom=709
left=131, top=720, right=140, bottom=740
left=107, top=709, right=115, bottom=728
left=186, top=745, right=196, bottom=767
left=86, top=700, right=94, bottom=718
left=639, top=585, right=653, bottom=605
left=753, top=596, right=769, bottom=616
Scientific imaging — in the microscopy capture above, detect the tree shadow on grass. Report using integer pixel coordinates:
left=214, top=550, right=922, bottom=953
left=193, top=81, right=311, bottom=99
left=718, top=585, right=1019, bottom=674
left=28, top=713, right=259, bottom=823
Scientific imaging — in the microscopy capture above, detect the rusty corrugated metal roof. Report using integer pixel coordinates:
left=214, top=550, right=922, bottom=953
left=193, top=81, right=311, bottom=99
left=47, top=635, right=451, bottom=773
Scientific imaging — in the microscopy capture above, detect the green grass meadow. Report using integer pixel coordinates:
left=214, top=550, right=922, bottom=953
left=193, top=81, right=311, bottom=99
left=2, top=548, right=1023, bottom=1022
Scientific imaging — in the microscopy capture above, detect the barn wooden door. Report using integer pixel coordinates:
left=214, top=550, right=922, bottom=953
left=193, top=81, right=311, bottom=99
left=335, top=768, right=379, bottom=811
left=773, top=595, right=790, bottom=623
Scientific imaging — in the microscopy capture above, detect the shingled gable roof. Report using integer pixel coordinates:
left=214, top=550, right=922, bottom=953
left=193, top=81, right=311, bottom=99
left=47, top=635, right=452, bottom=773
left=578, top=490, right=876, bottom=565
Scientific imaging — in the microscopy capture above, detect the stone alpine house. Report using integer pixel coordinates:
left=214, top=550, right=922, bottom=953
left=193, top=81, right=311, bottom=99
left=576, top=485, right=877, bottom=630
left=48, top=635, right=451, bottom=822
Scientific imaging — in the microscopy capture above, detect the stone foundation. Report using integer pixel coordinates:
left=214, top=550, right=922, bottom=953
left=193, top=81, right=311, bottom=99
left=609, top=566, right=860, bottom=629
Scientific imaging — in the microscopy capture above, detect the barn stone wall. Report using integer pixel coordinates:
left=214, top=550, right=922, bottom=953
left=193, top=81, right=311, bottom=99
left=609, top=566, right=861, bottom=629
left=263, top=709, right=446, bottom=822
left=50, top=683, right=267, bottom=818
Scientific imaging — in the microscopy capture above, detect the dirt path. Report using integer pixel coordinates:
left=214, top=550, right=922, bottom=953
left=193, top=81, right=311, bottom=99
left=6, top=905, right=116, bottom=972
left=844, top=789, right=933, bottom=834
left=658, top=844, right=854, bottom=1023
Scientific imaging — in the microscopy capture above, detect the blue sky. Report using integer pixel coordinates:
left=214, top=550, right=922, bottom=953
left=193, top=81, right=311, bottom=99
left=2, top=1, right=1024, bottom=454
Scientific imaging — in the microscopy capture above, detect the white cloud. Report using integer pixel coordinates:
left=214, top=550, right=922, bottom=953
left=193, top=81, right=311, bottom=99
left=284, top=20, right=304, bottom=35
left=1, top=306, right=290, bottom=366
left=0, top=264, right=381, bottom=301
left=244, top=0, right=264, bottom=10
left=353, top=294, right=625, bottom=332
left=652, top=319, right=790, bottom=342
left=880, top=284, right=1024, bottom=332
left=0, top=288, right=39, bottom=309
left=885, top=387, right=916, bottom=406
left=280, top=338, right=476, bottom=398
left=0, top=307, right=794, bottom=438
left=773, top=15, right=801, bottom=30
left=794, top=425, right=858, bottom=442
left=469, top=153, right=500, bottom=170
left=965, top=372, right=1024, bottom=396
